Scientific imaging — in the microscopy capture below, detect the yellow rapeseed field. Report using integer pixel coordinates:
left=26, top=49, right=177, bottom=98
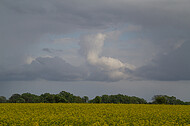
left=0, top=103, right=190, bottom=125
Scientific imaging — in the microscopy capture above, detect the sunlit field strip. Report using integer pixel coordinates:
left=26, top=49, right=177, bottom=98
left=0, top=103, right=190, bottom=125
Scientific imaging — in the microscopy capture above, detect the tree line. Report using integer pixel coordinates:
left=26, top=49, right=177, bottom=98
left=0, top=91, right=189, bottom=105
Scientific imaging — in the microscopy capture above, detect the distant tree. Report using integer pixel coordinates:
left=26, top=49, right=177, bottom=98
left=73, top=96, right=83, bottom=103
left=54, top=94, right=67, bottom=103
left=40, top=93, right=55, bottom=103
left=5, top=91, right=188, bottom=105
left=175, top=99, right=185, bottom=105
left=9, top=94, right=21, bottom=103
left=0, top=96, right=7, bottom=103
left=16, top=98, right=25, bottom=103
left=128, top=96, right=147, bottom=104
left=59, top=91, right=83, bottom=103
left=165, top=96, right=176, bottom=104
left=33, top=95, right=41, bottom=103
left=89, top=94, right=147, bottom=104
left=94, top=96, right=102, bottom=103
left=59, top=91, right=74, bottom=103
left=137, top=98, right=147, bottom=104
left=101, top=95, right=109, bottom=103
left=109, top=95, right=118, bottom=103
left=129, top=97, right=139, bottom=104
left=116, top=94, right=129, bottom=103
left=82, top=96, right=89, bottom=103
left=152, top=95, right=167, bottom=104
left=152, top=95, right=185, bottom=105
left=185, top=102, right=190, bottom=105
left=21, top=93, right=41, bottom=103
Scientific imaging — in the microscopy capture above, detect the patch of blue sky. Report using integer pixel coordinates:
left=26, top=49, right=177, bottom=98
left=103, top=27, right=120, bottom=48
left=120, top=32, right=139, bottom=41
left=119, top=32, right=143, bottom=50
left=37, top=32, right=82, bottom=51
left=39, top=41, right=79, bottom=51
left=103, top=26, right=118, bottom=33
left=48, top=31, right=83, bottom=41
left=103, top=41, right=113, bottom=48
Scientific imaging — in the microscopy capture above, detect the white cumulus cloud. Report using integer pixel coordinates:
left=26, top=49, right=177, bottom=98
left=79, top=33, right=135, bottom=81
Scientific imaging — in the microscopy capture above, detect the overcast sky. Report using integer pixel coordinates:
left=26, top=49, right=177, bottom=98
left=0, top=0, right=190, bottom=101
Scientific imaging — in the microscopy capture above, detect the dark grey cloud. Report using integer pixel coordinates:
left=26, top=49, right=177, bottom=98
left=1, top=40, right=189, bottom=82
left=0, top=57, right=85, bottom=81
left=42, top=48, right=52, bottom=53
left=135, top=41, right=190, bottom=81
left=0, top=0, right=190, bottom=82
left=42, top=48, right=63, bottom=53
left=1, top=0, right=190, bottom=33
left=0, top=55, right=128, bottom=82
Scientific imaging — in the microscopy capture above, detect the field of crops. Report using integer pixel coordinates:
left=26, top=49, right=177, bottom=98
left=0, top=103, right=190, bottom=125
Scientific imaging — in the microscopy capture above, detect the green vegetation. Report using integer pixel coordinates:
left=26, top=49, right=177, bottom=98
left=0, top=91, right=190, bottom=105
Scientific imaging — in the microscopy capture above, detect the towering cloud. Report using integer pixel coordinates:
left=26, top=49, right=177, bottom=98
left=134, top=41, right=190, bottom=81
left=1, top=0, right=190, bottom=82
left=79, top=33, right=135, bottom=81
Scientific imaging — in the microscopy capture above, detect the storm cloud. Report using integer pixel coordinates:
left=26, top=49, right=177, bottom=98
left=134, top=41, right=190, bottom=81
left=0, top=0, right=190, bottom=82
left=0, top=57, right=85, bottom=81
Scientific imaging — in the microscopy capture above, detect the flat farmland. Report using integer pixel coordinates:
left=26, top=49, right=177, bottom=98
left=0, top=103, right=190, bottom=125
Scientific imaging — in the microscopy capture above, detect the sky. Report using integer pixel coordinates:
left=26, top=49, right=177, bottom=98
left=0, top=0, right=190, bottom=101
